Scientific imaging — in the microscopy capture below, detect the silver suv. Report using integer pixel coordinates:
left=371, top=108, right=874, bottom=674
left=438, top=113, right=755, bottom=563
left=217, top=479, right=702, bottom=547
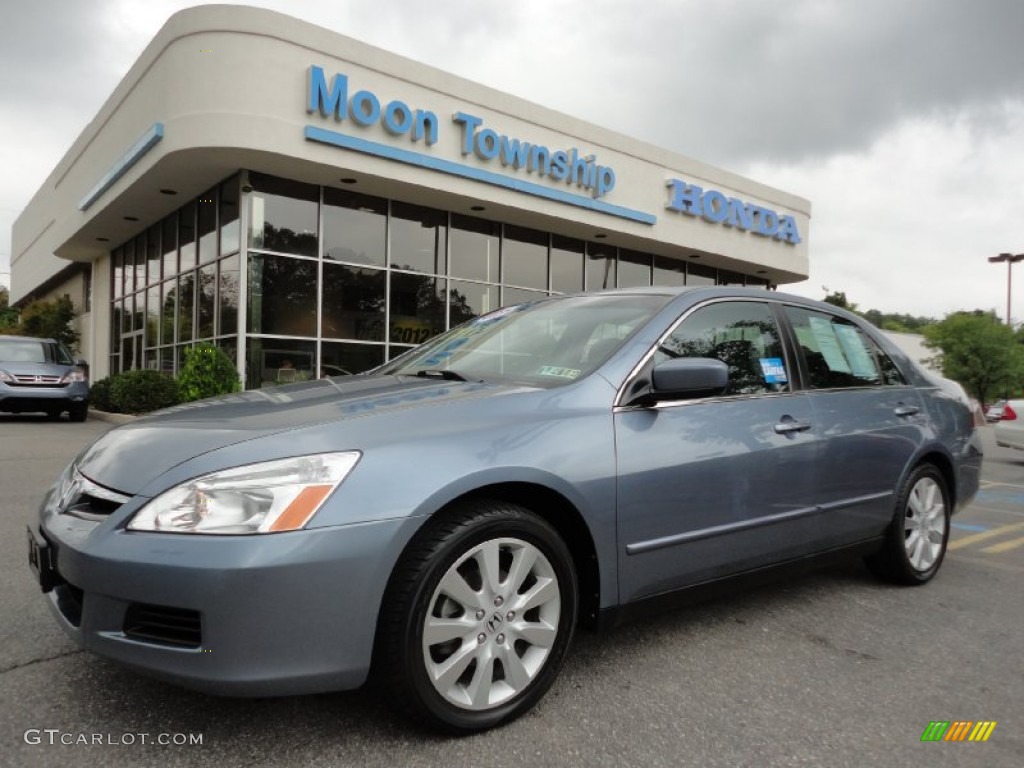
left=0, top=336, right=89, bottom=421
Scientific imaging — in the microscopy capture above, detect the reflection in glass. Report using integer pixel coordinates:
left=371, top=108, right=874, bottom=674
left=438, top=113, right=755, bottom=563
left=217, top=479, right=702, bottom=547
left=551, top=235, right=584, bottom=294
left=322, top=263, right=386, bottom=341
left=449, top=281, right=498, bottom=326
left=247, top=337, right=317, bottom=388
left=618, top=250, right=652, bottom=288
left=162, top=213, right=177, bottom=279
left=745, top=275, right=769, bottom=289
left=198, top=264, right=216, bottom=339
left=179, top=201, right=196, bottom=270
left=323, top=188, right=386, bottom=266
left=123, top=242, right=135, bottom=295
left=123, top=293, right=135, bottom=333
left=320, top=342, right=385, bottom=376
left=177, top=272, right=195, bottom=342
left=198, top=186, right=218, bottom=263
left=390, top=201, right=446, bottom=274
left=686, top=261, right=716, bottom=286
left=220, top=178, right=240, bottom=256
left=218, top=255, right=239, bottom=339
left=216, top=337, right=237, bottom=372
left=653, top=256, right=686, bottom=287
left=113, top=249, right=124, bottom=299
left=586, top=242, right=616, bottom=291
left=248, top=173, right=318, bottom=257
left=146, top=226, right=161, bottom=286
left=161, top=280, right=177, bottom=347
left=247, top=253, right=317, bottom=336
left=450, top=214, right=499, bottom=282
left=718, top=269, right=745, bottom=286
left=503, top=225, right=548, bottom=290
left=389, top=272, right=446, bottom=344
left=503, top=287, right=546, bottom=308
left=134, top=236, right=147, bottom=290
left=146, top=286, right=160, bottom=347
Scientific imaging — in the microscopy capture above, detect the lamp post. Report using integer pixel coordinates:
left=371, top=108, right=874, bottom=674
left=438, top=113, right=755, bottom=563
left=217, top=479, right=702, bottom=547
left=988, top=252, right=1024, bottom=326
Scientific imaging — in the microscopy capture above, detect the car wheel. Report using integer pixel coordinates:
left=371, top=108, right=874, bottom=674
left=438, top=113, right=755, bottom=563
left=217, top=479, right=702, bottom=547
left=45, top=409, right=62, bottom=421
left=865, top=464, right=950, bottom=585
left=69, top=404, right=88, bottom=422
left=377, top=500, right=578, bottom=733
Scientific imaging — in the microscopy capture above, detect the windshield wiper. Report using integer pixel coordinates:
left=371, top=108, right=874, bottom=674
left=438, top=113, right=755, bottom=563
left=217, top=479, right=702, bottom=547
left=413, top=369, right=473, bottom=382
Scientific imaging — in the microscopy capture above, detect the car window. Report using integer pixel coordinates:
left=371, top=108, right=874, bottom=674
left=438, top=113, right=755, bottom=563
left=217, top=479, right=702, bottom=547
left=783, top=306, right=886, bottom=389
left=654, top=301, right=790, bottom=396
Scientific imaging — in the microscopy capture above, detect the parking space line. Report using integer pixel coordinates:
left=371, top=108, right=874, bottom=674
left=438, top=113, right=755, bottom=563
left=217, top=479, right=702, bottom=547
left=981, top=535, right=1024, bottom=554
left=979, top=481, right=1024, bottom=490
left=952, top=523, right=988, bottom=532
left=947, top=522, right=1024, bottom=551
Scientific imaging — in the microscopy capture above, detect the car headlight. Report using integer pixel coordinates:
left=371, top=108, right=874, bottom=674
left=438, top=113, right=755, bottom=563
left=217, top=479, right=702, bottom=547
left=128, top=452, right=361, bottom=534
left=60, top=369, right=87, bottom=384
left=0, top=370, right=13, bottom=383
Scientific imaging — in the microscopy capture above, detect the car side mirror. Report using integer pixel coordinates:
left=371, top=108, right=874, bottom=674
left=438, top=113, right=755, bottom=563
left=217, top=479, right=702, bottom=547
left=74, top=358, right=88, bottom=367
left=649, top=357, right=729, bottom=401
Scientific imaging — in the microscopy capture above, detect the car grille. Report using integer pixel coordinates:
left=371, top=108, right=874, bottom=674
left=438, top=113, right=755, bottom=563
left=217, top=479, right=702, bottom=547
left=123, top=603, right=203, bottom=648
left=7, top=374, right=65, bottom=387
left=57, top=470, right=132, bottom=520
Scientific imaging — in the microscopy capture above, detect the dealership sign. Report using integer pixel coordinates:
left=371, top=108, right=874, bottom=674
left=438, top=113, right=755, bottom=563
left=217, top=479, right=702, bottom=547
left=665, top=178, right=801, bottom=244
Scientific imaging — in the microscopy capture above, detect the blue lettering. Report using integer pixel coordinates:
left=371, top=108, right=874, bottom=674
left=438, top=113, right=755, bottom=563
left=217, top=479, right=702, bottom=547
left=753, top=206, right=779, bottom=237
left=702, top=190, right=728, bottom=223
left=350, top=90, right=380, bottom=126
left=569, top=150, right=589, bottom=187
left=383, top=100, right=413, bottom=135
left=551, top=151, right=569, bottom=180
left=307, top=66, right=347, bottom=120
left=453, top=112, right=482, bottom=155
left=475, top=128, right=500, bottom=160
left=724, top=198, right=753, bottom=230
left=596, top=166, right=615, bottom=198
left=413, top=110, right=438, bottom=145
left=775, top=216, right=801, bottom=244
left=529, top=145, right=551, bottom=175
left=499, top=136, right=530, bottom=168
left=666, top=179, right=704, bottom=216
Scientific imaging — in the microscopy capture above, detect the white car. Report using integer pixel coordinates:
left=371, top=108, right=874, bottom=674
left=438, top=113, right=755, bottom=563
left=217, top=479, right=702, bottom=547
left=994, top=400, right=1024, bottom=450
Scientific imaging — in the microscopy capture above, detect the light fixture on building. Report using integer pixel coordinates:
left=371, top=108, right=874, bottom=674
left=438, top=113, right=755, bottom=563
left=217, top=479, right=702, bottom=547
left=123, top=216, right=139, bottom=222
left=340, top=177, right=358, bottom=184
left=594, top=233, right=607, bottom=239
left=96, top=237, right=110, bottom=242
left=159, top=189, right=177, bottom=195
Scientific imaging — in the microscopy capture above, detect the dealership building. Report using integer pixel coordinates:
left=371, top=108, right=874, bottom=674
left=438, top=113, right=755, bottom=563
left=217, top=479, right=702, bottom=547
left=11, top=5, right=811, bottom=387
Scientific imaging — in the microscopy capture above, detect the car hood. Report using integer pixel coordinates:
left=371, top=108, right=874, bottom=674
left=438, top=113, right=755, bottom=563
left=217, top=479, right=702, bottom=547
left=0, top=362, right=72, bottom=376
left=75, top=375, right=515, bottom=495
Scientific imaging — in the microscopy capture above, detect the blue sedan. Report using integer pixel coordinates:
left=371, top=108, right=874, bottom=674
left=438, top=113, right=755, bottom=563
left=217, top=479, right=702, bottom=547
left=29, top=287, right=982, bottom=732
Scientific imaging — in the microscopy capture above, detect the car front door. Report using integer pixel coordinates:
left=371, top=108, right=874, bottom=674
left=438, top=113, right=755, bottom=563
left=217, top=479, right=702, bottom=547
left=614, top=299, right=820, bottom=603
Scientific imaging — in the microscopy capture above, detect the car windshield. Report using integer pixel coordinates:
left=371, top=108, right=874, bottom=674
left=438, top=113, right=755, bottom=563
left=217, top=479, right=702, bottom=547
left=378, top=293, right=672, bottom=386
left=0, top=338, right=73, bottom=365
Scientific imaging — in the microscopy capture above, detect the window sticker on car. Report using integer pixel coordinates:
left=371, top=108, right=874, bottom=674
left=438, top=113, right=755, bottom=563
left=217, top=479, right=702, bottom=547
left=833, top=325, right=877, bottom=379
left=537, top=366, right=581, bottom=379
left=759, top=357, right=788, bottom=383
left=808, top=316, right=852, bottom=373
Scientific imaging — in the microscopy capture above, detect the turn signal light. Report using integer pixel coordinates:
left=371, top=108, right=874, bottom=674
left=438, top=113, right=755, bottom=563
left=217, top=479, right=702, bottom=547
left=1003, top=404, right=1017, bottom=421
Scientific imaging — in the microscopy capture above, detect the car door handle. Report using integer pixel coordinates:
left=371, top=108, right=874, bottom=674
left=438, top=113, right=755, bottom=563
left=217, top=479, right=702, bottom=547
left=774, top=418, right=812, bottom=434
left=894, top=405, right=920, bottom=417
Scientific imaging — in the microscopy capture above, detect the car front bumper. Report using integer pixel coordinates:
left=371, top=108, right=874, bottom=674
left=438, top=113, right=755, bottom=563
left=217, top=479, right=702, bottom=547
left=0, top=381, right=88, bottom=412
left=31, top=509, right=422, bottom=696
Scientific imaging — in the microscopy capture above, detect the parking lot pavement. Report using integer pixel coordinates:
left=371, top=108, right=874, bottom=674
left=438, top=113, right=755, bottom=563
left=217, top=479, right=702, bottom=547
left=1, top=417, right=1021, bottom=767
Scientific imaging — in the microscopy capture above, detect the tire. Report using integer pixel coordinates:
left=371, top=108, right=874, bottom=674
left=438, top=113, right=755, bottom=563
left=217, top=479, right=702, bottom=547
left=376, top=500, right=578, bottom=733
left=45, top=409, right=62, bottom=421
left=69, top=403, right=88, bottom=422
left=865, top=464, right=950, bottom=585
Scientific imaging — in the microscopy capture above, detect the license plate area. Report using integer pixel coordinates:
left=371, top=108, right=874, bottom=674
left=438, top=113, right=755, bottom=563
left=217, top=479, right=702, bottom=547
left=27, top=526, right=62, bottom=592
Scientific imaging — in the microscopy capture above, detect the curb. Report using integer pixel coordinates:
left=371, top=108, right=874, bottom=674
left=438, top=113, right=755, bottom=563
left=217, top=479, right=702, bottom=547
left=88, top=410, right=139, bottom=425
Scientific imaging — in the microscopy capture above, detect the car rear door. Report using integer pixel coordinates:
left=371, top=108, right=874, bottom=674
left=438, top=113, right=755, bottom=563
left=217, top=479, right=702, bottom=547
left=614, top=299, right=820, bottom=603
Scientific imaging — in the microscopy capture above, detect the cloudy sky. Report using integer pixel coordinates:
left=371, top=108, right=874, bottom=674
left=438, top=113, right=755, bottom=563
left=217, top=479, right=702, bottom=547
left=2, top=0, right=1023, bottom=320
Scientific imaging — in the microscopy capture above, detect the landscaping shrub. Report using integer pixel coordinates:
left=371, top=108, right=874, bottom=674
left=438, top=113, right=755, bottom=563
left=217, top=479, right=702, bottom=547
left=108, top=370, right=180, bottom=414
left=177, top=344, right=241, bottom=402
left=88, top=376, right=114, bottom=412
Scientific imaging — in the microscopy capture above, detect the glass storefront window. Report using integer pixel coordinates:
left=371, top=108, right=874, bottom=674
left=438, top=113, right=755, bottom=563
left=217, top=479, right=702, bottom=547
left=320, top=341, right=385, bottom=377
left=323, top=188, right=386, bottom=266
left=177, top=272, right=195, bottom=342
left=135, top=235, right=147, bottom=289
left=390, top=272, right=446, bottom=345
left=146, top=226, right=160, bottom=285
left=247, top=337, right=317, bottom=388
left=746, top=275, right=770, bottom=288
left=686, top=261, right=716, bottom=286
left=179, top=201, right=197, bottom=270
left=618, top=250, right=652, bottom=288
left=248, top=173, right=318, bottom=257
left=503, top=287, right=546, bottom=307
left=197, top=263, right=217, bottom=339
left=586, top=242, right=616, bottom=291
left=551, top=235, right=583, bottom=294
left=390, top=201, right=446, bottom=274
left=503, top=225, right=548, bottom=290
left=247, top=252, right=317, bottom=336
left=123, top=293, right=135, bottom=333
left=218, top=255, right=239, bottom=339
left=161, top=280, right=176, bottom=347
left=449, top=280, right=498, bottom=326
left=146, top=285, right=160, bottom=347
left=198, top=186, right=218, bottom=263
left=161, top=213, right=178, bottom=279
left=322, top=263, right=386, bottom=341
left=450, top=214, right=499, bottom=283
left=653, top=255, right=686, bottom=287
left=122, top=241, right=135, bottom=295
left=718, top=269, right=746, bottom=286
left=113, top=248, right=124, bottom=299
left=219, top=178, right=240, bottom=256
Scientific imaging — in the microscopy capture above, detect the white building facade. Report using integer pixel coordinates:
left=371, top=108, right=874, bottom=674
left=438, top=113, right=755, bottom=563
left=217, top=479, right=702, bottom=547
left=11, top=5, right=811, bottom=387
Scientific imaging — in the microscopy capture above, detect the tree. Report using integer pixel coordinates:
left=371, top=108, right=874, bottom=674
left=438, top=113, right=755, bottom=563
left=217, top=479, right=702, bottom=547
left=822, top=290, right=858, bottom=312
left=923, top=310, right=1024, bottom=406
left=0, top=286, right=19, bottom=333
left=8, top=295, right=80, bottom=349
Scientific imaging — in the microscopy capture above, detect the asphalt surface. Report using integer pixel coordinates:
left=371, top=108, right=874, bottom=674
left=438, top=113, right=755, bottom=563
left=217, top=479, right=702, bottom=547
left=0, top=414, right=1021, bottom=767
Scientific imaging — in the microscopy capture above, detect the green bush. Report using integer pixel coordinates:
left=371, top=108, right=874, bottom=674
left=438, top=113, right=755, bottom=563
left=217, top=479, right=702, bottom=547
left=108, top=370, right=180, bottom=414
left=177, top=344, right=241, bottom=402
left=88, top=376, right=114, bottom=412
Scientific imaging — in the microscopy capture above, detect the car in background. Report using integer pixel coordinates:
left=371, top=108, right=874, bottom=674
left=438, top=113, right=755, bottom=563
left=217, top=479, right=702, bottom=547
left=0, top=336, right=89, bottom=421
left=28, top=288, right=982, bottom=732
left=994, top=400, right=1024, bottom=450
left=985, top=399, right=1008, bottom=422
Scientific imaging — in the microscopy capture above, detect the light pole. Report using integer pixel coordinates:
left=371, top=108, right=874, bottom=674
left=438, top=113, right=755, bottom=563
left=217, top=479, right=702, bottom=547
left=988, top=252, right=1024, bottom=326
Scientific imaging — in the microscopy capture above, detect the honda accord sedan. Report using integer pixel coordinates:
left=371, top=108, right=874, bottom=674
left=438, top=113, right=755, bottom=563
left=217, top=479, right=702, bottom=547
left=29, top=287, right=982, bottom=732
